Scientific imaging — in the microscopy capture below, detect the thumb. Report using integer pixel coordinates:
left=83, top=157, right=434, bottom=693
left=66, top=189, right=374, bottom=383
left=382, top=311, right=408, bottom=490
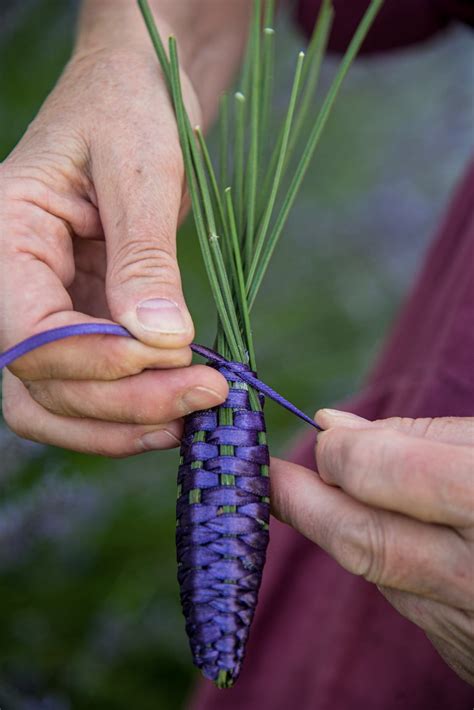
left=315, top=409, right=473, bottom=446
left=93, top=123, right=194, bottom=349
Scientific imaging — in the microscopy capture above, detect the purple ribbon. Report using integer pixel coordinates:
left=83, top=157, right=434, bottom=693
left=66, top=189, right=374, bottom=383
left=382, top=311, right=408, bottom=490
left=0, top=323, right=320, bottom=430
left=177, top=394, right=270, bottom=685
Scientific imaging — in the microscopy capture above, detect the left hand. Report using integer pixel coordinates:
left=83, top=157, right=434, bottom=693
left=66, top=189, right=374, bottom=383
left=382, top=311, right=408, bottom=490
left=271, top=410, right=474, bottom=685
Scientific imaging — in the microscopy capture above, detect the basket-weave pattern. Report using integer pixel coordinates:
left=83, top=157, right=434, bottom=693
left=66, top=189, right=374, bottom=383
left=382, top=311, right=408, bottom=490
left=176, top=362, right=270, bottom=686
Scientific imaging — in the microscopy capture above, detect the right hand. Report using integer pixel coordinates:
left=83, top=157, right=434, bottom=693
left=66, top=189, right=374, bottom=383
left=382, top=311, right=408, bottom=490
left=0, top=46, right=228, bottom=457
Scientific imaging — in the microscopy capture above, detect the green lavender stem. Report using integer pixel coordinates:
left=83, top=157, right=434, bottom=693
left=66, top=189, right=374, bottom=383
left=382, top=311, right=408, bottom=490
left=255, top=1, right=333, bottom=227
left=247, top=50, right=305, bottom=293
left=244, top=0, right=262, bottom=270
left=248, top=0, right=384, bottom=307
left=233, top=91, right=246, bottom=239
left=219, top=93, right=230, bottom=193
left=167, top=36, right=244, bottom=360
left=224, top=187, right=256, bottom=370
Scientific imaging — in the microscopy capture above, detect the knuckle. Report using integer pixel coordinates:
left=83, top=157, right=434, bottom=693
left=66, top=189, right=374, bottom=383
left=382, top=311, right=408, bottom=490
left=0, top=172, right=46, bottom=205
left=340, top=511, right=388, bottom=583
left=109, top=241, right=179, bottom=288
left=16, top=224, right=73, bottom=285
left=328, top=429, right=375, bottom=487
left=95, top=340, right=146, bottom=380
left=92, top=341, right=130, bottom=380
left=0, top=175, right=74, bottom=284
left=24, top=381, right=62, bottom=416
left=0, top=172, right=20, bottom=203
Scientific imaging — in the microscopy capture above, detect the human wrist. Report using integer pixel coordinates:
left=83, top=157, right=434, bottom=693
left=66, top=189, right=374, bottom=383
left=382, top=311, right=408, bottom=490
left=74, top=0, right=251, bottom=129
left=74, top=0, right=178, bottom=73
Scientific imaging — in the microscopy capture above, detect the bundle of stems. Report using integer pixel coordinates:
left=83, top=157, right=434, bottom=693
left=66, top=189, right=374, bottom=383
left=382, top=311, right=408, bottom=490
left=138, top=0, right=383, bottom=688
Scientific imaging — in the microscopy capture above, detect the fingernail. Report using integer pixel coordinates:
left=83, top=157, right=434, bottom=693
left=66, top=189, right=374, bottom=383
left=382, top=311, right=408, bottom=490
left=315, top=408, right=369, bottom=429
left=139, top=428, right=181, bottom=451
left=321, top=409, right=366, bottom=419
left=136, top=298, right=187, bottom=334
left=181, top=386, right=224, bottom=414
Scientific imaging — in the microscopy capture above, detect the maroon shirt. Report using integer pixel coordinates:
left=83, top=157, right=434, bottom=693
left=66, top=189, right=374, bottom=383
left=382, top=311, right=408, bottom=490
left=191, top=3, right=474, bottom=707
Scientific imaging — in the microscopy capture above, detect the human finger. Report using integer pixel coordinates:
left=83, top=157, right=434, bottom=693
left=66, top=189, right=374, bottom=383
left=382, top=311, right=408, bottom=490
left=315, top=426, right=474, bottom=527
left=270, top=457, right=472, bottom=608
left=2, top=370, right=183, bottom=457
left=8, top=321, right=193, bottom=382
left=315, top=409, right=474, bottom=447
left=25, top=364, right=228, bottom=424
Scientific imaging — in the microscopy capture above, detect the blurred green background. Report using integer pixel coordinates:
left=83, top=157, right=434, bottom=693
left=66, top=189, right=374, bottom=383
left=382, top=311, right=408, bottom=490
left=0, top=2, right=472, bottom=708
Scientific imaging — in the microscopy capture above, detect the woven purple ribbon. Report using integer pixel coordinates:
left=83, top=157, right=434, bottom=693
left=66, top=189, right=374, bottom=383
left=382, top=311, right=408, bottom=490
left=0, top=322, right=319, bottom=684
left=0, top=323, right=320, bottom=430
left=177, top=361, right=269, bottom=685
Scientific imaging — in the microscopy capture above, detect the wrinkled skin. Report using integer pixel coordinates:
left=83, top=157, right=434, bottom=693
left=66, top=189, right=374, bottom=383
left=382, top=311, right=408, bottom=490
left=0, top=48, right=229, bottom=457
left=271, top=410, right=474, bottom=685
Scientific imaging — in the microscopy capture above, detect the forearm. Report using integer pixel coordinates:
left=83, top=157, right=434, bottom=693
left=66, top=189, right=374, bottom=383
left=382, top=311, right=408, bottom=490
left=75, top=0, right=253, bottom=126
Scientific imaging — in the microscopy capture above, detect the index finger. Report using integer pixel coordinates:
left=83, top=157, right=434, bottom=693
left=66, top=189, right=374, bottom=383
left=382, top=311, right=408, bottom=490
left=316, top=427, right=474, bottom=528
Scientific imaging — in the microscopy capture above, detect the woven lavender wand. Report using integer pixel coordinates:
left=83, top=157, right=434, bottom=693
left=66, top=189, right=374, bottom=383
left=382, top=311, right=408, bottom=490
left=137, top=0, right=383, bottom=686
left=177, top=364, right=269, bottom=687
left=0, top=322, right=308, bottom=688
left=0, top=326, right=310, bottom=689
left=0, top=0, right=382, bottom=689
